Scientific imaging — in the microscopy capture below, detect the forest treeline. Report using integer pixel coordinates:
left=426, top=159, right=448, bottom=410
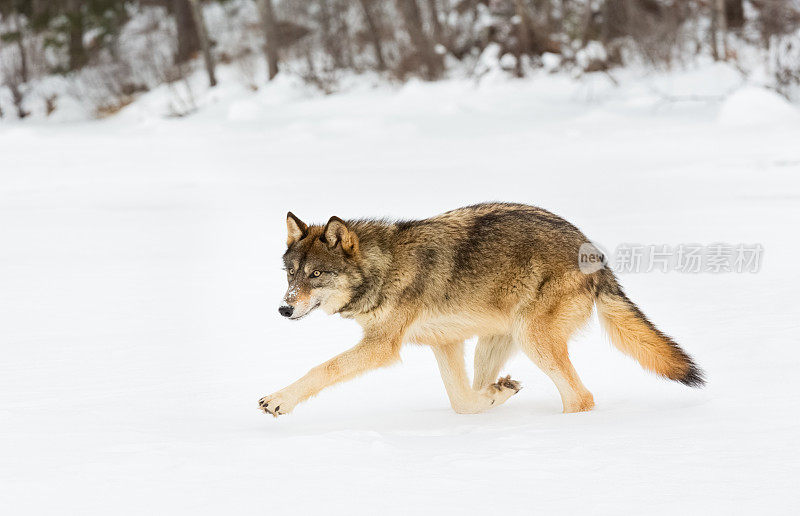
left=1, top=1, right=799, bottom=118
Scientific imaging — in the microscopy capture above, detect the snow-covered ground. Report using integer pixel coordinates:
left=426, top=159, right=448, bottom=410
left=2, top=66, right=800, bottom=514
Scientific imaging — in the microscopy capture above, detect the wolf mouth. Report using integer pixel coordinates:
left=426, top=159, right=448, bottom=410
left=290, top=302, right=321, bottom=320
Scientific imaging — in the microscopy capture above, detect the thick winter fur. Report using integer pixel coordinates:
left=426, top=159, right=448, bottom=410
left=259, top=203, right=704, bottom=417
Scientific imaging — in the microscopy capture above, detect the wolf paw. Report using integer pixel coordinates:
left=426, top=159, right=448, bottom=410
left=492, top=375, right=522, bottom=394
left=484, top=375, right=522, bottom=407
left=258, top=392, right=294, bottom=418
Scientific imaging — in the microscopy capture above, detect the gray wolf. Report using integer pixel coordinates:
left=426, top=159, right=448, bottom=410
left=259, top=203, right=704, bottom=417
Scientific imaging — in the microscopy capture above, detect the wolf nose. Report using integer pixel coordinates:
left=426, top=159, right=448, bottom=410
left=279, top=305, right=294, bottom=318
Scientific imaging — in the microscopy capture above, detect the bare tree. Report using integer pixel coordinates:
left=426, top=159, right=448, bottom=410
left=580, top=0, right=595, bottom=48
left=357, top=0, right=387, bottom=71
left=174, top=0, right=201, bottom=63
left=187, top=0, right=217, bottom=86
left=316, top=0, right=348, bottom=69
left=257, top=0, right=280, bottom=80
left=0, top=51, right=29, bottom=119
left=10, top=10, right=29, bottom=82
left=395, top=0, right=443, bottom=80
left=716, top=0, right=728, bottom=60
left=726, top=0, right=745, bottom=29
left=426, top=0, right=444, bottom=45
left=710, top=0, right=720, bottom=60
left=540, top=0, right=555, bottom=36
left=513, top=0, right=532, bottom=77
left=66, top=0, right=87, bottom=70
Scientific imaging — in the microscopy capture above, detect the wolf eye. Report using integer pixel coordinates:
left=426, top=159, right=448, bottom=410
left=288, top=268, right=295, bottom=275
left=311, top=270, right=322, bottom=278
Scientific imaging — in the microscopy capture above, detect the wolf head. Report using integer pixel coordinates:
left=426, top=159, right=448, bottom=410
left=279, top=212, right=361, bottom=320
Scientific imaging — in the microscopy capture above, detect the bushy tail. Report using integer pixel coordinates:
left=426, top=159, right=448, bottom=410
left=594, top=270, right=705, bottom=387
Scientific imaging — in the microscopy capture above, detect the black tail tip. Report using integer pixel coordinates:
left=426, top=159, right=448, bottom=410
left=678, top=363, right=706, bottom=388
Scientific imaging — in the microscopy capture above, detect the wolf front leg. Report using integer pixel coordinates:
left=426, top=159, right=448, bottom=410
left=258, top=332, right=402, bottom=417
left=433, top=341, right=522, bottom=414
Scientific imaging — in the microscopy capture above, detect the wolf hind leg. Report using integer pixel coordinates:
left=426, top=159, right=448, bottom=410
left=433, top=341, right=521, bottom=414
left=473, top=335, right=516, bottom=390
left=513, top=292, right=595, bottom=413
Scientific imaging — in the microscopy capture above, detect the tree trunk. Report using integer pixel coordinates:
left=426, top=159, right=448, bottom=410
left=395, top=0, right=442, bottom=80
left=67, top=0, right=87, bottom=70
left=11, top=13, right=29, bottom=83
left=579, top=0, right=594, bottom=48
left=257, top=0, right=280, bottom=80
left=174, top=0, right=201, bottom=64
left=359, top=0, right=387, bottom=71
left=31, top=0, right=49, bottom=19
left=318, top=0, right=345, bottom=68
left=725, top=0, right=744, bottom=29
left=513, top=0, right=531, bottom=77
left=9, top=81, right=29, bottom=119
left=601, top=0, right=627, bottom=43
left=716, top=0, right=728, bottom=60
left=357, top=0, right=387, bottom=71
left=537, top=0, right=555, bottom=39
left=426, top=0, right=443, bottom=45
left=187, top=0, right=217, bottom=86
left=710, top=0, right=719, bottom=60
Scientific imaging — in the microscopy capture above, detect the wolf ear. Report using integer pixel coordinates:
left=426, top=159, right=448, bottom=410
left=286, top=212, right=308, bottom=246
left=322, top=216, right=358, bottom=254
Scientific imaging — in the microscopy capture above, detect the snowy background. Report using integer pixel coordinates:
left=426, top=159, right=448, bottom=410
left=3, top=54, right=800, bottom=515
